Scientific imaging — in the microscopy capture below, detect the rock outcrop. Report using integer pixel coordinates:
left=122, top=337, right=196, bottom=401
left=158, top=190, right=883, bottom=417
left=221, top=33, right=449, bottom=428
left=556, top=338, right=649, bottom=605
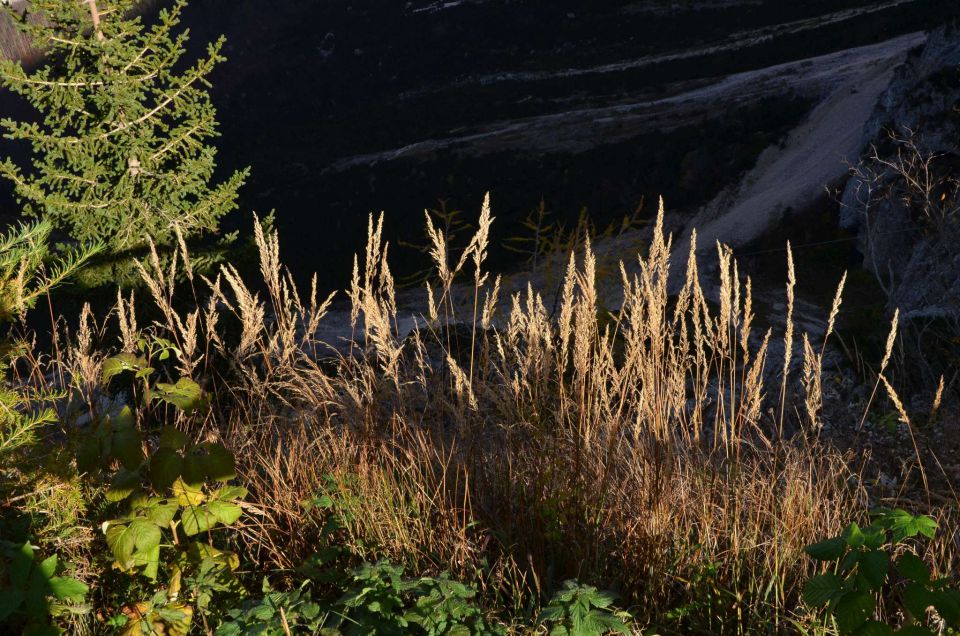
left=839, top=23, right=960, bottom=322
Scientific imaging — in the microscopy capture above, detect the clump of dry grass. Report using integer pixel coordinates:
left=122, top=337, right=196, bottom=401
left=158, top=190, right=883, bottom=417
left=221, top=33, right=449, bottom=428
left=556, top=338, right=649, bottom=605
left=45, top=195, right=956, bottom=631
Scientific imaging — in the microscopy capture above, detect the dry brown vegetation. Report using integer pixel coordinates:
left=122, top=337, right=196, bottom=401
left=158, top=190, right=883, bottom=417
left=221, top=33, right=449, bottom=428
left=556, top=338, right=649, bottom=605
left=26, top=194, right=953, bottom=632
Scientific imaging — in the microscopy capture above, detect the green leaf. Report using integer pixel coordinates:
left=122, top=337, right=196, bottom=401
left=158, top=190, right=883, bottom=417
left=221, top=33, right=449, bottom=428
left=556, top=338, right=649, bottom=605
left=102, top=353, right=147, bottom=385
left=149, top=447, right=183, bottom=490
left=896, top=553, right=930, bottom=583
left=859, top=550, right=890, bottom=591
left=805, top=537, right=847, bottom=561
left=895, top=627, right=936, bottom=636
left=200, top=443, right=236, bottom=482
left=10, top=542, right=35, bottom=588
left=863, top=527, right=887, bottom=551
left=105, top=519, right=162, bottom=568
left=882, top=509, right=938, bottom=543
left=834, top=590, right=875, bottom=633
left=852, top=621, right=893, bottom=636
left=153, top=377, right=206, bottom=414
left=109, top=408, right=144, bottom=470
left=180, top=506, right=218, bottom=536
left=932, top=589, right=960, bottom=626
left=145, top=500, right=179, bottom=527
left=172, top=477, right=205, bottom=506
left=903, top=583, right=935, bottom=621
left=844, top=523, right=866, bottom=548
left=159, top=426, right=190, bottom=450
left=107, top=468, right=143, bottom=502
left=218, top=486, right=248, bottom=501
left=48, top=576, right=88, bottom=601
left=134, top=544, right=161, bottom=581
left=207, top=500, right=243, bottom=526
left=38, top=554, right=57, bottom=579
left=803, top=573, right=843, bottom=608
left=0, top=588, right=25, bottom=621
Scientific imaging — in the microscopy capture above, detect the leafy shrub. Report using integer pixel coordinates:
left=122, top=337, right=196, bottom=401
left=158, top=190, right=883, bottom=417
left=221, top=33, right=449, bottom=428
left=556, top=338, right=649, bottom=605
left=215, top=560, right=503, bottom=636
left=79, top=345, right=245, bottom=635
left=804, top=508, right=960, bottom=635
left=0, top=543, right=88, bottom=636
left=326, top=562, right=501, bottom=636
left=215, top=579, right=330, bottom=636
left=538, top=581, right=633, bottom=636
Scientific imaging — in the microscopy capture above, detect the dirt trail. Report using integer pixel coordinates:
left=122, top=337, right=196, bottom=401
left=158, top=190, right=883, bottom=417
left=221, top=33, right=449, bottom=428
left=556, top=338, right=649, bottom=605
left=325, top=32, right=924, bottom=174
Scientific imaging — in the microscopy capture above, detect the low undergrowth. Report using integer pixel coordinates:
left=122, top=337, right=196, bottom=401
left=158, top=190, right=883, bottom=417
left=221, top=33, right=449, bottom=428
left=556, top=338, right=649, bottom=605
left=1, top=198, right=958, bottom=634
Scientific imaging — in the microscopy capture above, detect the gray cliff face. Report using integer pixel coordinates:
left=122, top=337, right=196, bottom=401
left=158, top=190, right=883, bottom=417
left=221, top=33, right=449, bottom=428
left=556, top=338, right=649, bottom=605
left=840, top=23, right=960, bottom=322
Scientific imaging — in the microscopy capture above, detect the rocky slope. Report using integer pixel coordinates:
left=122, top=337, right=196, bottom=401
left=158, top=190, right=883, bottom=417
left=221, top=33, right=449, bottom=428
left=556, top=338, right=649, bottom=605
left=839, top=24, right=960, bottom=323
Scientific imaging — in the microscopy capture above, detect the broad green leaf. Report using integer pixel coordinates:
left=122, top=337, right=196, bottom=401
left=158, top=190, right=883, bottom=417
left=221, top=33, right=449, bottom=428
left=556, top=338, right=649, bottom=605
left=844, top=522, right=866, bottom=548
left=102, top=353, right=147, bottom=385
left=199, top=443, right=236, bottom=482
left=180, top=506, right=218, bottom=536
left=145, top=501, right=179, bottom=527
left=134, top=544, right=161, bottom=581
left=0, top=588, right=25, bottom=621
left=805, top=537, right=846, bottom=561
left=897, top=553, right=930, bottom=583
left=841, top=549, right=860, bottom=574
left=149, top=447, right=183, bottom=490
left=882, top=509, right=938, bottom=543
left=932, top=589, right=960, bottom=625
left=803, top=573, right=842, bottom=607
left=903, top=582, right=935, bottom=619
left=172, top=478, right=205, bottom=506
left=159, top=426, right=190, bottom=450
left=859, top=550, right=890, bottom=591
left=10, top=542, right=35, bottom=588
left=181, top=443, right=236, bottom=485
left=914, top=516, right=938, bottom=540
left=48, top=576, right=88, bottom=601
left=109, top=409, right=144, bottom=470
left=218, top=485, right=248, bottom=501
left=588, top=590, right=616, bottom=609
left=105, top=519, right=162, bottom=568
left=852, top=620, right=893, bottom=636
left=864, top=527, right=886, bottom=551
left=834, top=590, right=875, bottom=633
left=187, top=542, right=239, bottom=570
left=38, top=554, right=57, bottom=579
left=108, top=469, right=143, bottom=502
left=154, top=602, right=193, bottom=634
left=207, top=500, right=243, bottom=526
left=153, top=377, right=206, bottom=414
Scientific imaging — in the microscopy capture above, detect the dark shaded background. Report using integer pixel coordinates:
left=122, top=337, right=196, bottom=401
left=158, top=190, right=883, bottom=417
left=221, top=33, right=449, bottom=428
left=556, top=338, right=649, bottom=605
left=3, top=0, right=958, bottom=289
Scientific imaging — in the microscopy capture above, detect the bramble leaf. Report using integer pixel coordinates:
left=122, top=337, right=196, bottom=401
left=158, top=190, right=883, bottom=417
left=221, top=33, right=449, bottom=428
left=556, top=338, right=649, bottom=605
left=102, top=353, right=148, bottom=385
left=150, top=447, right=183, bottom=490
left=153, top=378, right=206, bottom=414
left=805, top=537, right=846, bottom=561
left=897, top=553, right=930, bottom=583
left=803, top=573, right=842, bottom=607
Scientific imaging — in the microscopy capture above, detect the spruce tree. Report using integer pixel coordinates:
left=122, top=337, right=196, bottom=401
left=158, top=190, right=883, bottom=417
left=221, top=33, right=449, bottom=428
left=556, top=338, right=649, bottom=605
left=0, top=0, right=247, bottom=251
